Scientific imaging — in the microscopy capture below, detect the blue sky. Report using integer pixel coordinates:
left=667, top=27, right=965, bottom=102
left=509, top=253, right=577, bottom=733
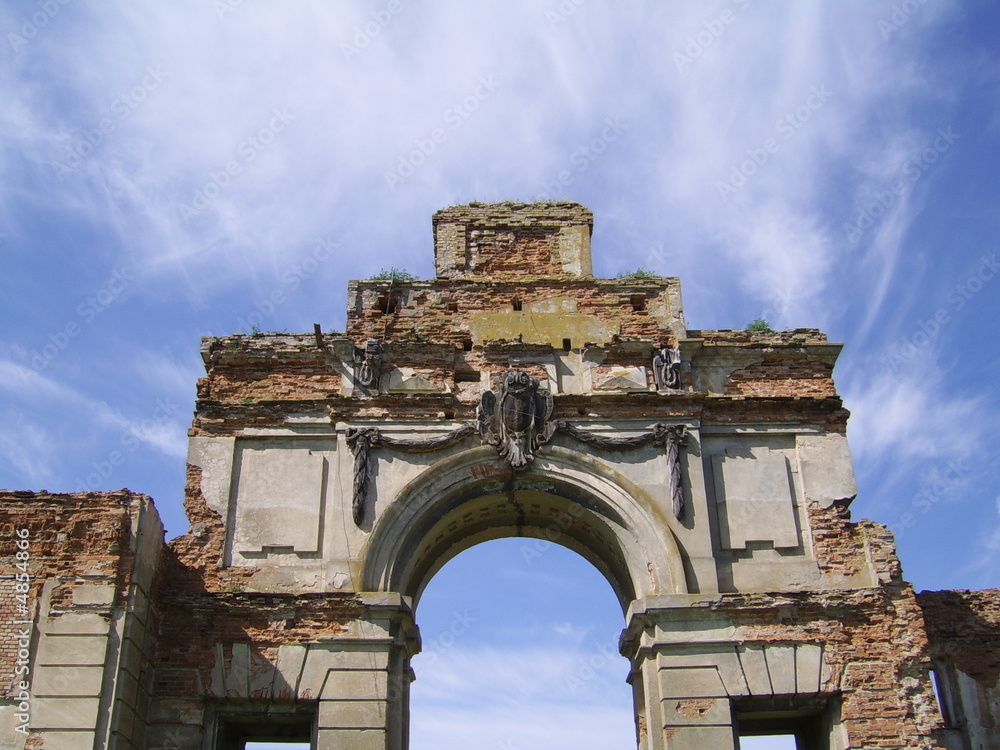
left=1, top=1, right=998, bottom=747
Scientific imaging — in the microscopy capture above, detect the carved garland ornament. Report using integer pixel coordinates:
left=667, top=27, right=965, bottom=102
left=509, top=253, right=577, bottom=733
left=346, top=424, right=477, bottom=526
left=346, top=369, right=689, bottom=527
left=557, top=420, right=688, bottom=519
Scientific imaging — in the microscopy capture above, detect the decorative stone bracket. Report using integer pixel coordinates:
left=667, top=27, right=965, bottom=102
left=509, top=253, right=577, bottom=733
left=353, top=338, right=383, bottom=393
left=653, top=345, right=682, bottom=391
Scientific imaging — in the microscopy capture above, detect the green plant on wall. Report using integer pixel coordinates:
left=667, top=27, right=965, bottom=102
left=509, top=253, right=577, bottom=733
left=370, top=267, right=418, bottom=281
left=616, top=267, right=657, bottom=279
left=747, top=318, right=773, bottom=332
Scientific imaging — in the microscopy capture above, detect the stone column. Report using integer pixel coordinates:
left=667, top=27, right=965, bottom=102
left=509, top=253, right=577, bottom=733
left=622, top=595, right=837, bottom=750
left=316, top=593, right=419, bottom=750
left=622, top=596, right=740, bottom=750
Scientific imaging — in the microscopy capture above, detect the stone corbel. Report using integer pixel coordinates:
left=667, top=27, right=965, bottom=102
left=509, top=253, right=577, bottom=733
left=354, top=338, right=383, bottom=393
left=653, top=346, right=682, bottom=391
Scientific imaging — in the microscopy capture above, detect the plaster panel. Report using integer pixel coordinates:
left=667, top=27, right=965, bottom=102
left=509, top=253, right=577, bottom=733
left=662, top=697, right=731, bottom=726
left=232, top=443, right=327, bottom=556
left=36, top=635, right=108, bottom=666
left=764, top=644, right=797, bottom=694
left=32, top=732, right=96, bottom=750
left=659, top=666, right=727, bottom=699
left=318, top=700, right=388, bottom=729
left=31, top=697, right=100, bottom=729
left=32, top=665, right=104, bottom=696
left=712, top=448, right=798, bottom=550
left=316, top=728, right=387, bottom=750
left=469, top=310, right=617, bottom=348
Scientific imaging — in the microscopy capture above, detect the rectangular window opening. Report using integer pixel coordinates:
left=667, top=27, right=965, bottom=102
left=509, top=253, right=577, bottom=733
left=735, top=695, right=834, bottom=750
left=738, top=733, right=798, bottom=750
left=212, top=705, right=315, bottom=750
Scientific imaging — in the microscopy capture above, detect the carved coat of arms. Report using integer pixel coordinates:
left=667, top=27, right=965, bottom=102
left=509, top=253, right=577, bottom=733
left=477, top=370, right=555, bottom=468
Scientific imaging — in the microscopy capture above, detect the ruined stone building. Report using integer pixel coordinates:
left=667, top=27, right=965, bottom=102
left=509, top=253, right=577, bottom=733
left=1, top=202, right=998, bottom=749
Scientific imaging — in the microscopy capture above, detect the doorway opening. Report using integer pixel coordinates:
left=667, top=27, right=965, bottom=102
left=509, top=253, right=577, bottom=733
left=408, top=537, right=634, bottom=750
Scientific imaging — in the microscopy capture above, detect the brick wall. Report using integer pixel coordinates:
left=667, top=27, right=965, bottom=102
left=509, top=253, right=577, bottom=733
left=0, top=491, right=146, bottom=694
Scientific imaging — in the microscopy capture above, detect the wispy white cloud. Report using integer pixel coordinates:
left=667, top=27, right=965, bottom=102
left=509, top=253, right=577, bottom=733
left=411, top=644, right=633, bottom=750
left=0, top=408, right=56, bottom=486
left=844, top=368, right=983, bottom=468
left=0, top=357, right=187, bottom=461
left=1, top=1, right=960, bottom=326
left=957, top=496, right=1000, bottom=585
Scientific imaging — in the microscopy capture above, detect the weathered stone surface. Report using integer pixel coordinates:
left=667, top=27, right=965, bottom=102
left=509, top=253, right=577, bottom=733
left=31, top=697, right=101, bottom=729
left=36, top=635, right=109, bottom=667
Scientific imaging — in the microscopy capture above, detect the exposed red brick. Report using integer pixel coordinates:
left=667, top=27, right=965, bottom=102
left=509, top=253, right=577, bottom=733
left=724, top=356, right=836, bottom=398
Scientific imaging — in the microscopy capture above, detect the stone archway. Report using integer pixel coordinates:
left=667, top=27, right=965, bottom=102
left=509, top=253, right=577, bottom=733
left=360, top=443, right=688, bottom=749
left=362, top=444, right=689, bottom=611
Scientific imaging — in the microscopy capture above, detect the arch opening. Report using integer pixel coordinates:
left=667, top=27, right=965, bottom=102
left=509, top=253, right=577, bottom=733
left=409, top=538, right=635, bottom=750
